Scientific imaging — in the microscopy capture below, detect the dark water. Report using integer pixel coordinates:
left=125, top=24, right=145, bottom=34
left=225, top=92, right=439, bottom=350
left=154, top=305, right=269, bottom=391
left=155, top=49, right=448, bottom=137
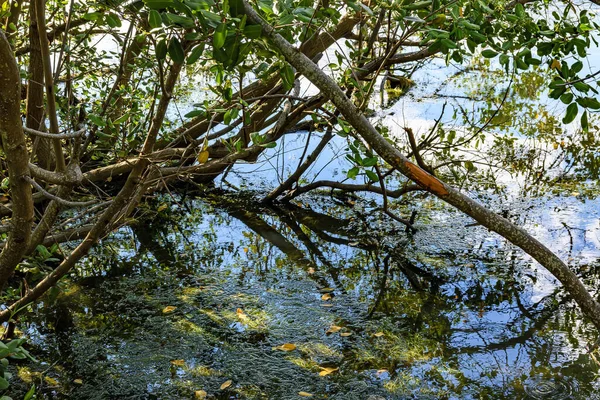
left=7, top=190, right=600, bottom=399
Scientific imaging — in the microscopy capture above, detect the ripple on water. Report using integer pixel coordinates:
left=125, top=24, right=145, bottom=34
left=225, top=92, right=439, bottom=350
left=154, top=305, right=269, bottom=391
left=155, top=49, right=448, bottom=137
left=524, top=374, right=577, bottom=400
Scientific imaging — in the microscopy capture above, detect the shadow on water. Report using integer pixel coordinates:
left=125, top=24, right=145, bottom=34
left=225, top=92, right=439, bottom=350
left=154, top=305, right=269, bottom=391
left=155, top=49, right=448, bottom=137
left=7, top=189, right=600, bottom=399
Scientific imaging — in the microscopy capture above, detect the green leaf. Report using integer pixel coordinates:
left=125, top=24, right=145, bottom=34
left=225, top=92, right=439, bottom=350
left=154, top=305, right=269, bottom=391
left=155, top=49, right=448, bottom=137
left=362, top=156, right=378, bottom=167
left=106, top=13, right=121, bottom=28
left=168, top=37, right=185, bottom=63
left=562, top=102, right=578, bottom=124
left=187, top=43, right=205, bottom=64
left=243, top=24, right=262, bottom=39
left=581, top=110, right=589, bottom=132
left=24, top=385, right=35, bottom=400
left=144, top=0, right=174, bottom=9
left=166, top=13, right=196, bottom=28
left=156, top=39, right=167, bottom=60
left=365, top=170, right=379, bottom=182
left=148, top=10, right=162, bottom=29
left=481, top=49, right=498, bottom=58
left=280, top=65, right=295, bottom=90
left=184, top=109, right=204, bottom=118
left=213, top=23, right=227, bottom=49
left=560, top=92, right=573, bottom=104
left=89, top=114, right=106, bottom=127
left=347, top=167, right=359, bottom=179
left=83, top=11, right=103, bottom=21
left=515, top=3, right=525, bottom=18
left=576, top=97, right=600, bottom=110
left=0, top=376, right=8, bottom=390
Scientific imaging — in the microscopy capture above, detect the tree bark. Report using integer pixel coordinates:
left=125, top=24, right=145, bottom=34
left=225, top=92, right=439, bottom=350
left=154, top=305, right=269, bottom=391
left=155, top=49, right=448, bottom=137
left=0, top=30, right=34, bottom=288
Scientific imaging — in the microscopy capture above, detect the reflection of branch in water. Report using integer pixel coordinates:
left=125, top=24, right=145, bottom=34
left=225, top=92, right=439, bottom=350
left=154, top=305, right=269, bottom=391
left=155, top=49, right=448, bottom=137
left=223, top=204, right=332, bottom=289
left=274, top=211, right=344, bottom=290
left=453, top=296, right=567, bottom=356
left=368, top=254, right=391, bottom=318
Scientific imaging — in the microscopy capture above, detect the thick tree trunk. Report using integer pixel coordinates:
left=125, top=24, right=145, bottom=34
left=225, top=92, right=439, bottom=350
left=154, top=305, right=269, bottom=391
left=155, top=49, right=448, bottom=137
left=240, top=0, right=600, bottom=329
left=0, top=30, right=33, bottom=287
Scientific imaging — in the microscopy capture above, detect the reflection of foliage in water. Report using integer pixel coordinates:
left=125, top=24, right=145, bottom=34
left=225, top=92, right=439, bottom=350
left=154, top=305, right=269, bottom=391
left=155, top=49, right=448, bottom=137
left=8, top=192, right=600, bottom=399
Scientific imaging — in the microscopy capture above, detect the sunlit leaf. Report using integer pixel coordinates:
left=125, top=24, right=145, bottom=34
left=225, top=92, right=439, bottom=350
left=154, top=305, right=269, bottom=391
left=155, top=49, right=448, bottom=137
left=321, top=293, right=332, bottom=301
left=162, top=306, right=177, bottom=314
left=373, top=332, right=384, bottom=337
left=220, top=380, right=233, bottom=390
left=318, top=367, right=338, bottom=376
left=148, top=10, right=162, bottom=29
left=214, top=23, right=227, bottom=49
left=275, top=343, right=296, bottom=351
left=326, top=325, right=342, bottom=334
left=340, top=332, right=352, bottom=337
left=236, top=308, right=249, bottom=322
left=170, top=359, right=185, bottom=366
left=73, top=379, right=83, bottom=384
left=195, top=389, right=208, bottom=399
left=197, top=151, right=210, bottom=164
left=298, top=392, right=313, bottom=397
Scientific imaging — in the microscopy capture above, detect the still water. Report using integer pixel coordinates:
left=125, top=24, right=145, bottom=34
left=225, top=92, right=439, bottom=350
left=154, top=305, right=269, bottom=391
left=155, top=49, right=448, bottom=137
left=8, top=187, right=600, bottom=399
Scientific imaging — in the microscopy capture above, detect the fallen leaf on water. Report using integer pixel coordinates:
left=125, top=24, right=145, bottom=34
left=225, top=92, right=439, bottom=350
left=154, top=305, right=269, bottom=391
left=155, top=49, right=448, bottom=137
left=170, top=359, right=185, bottom=366
left=236, top=308, right=249, bottom=322
left=321, top=303, right=333, bottom=307
left=275, top=343, right=297, bottom=351
left=162, top=306, right=177, bottom=314
left=197, top=150, right=210, bottom=164
left=321, top=293, right=332, bottom=301
left=73, top=379, right=83, bottom=384
left=298, top=392, right=313, bottom=397
left=220, top=380, right=233, bottom=390
left=340, top=332, right=352, bottom=337
left=195, top=390, right=208, bottom=399
left=373, top=332, right=385, bottom=337
left=326, top=325, right=342, bottom=334
left=318, top=367, right=338, bottom=376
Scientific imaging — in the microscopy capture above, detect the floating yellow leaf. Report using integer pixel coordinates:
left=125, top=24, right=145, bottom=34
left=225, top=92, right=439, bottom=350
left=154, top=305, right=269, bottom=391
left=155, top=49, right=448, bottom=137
left=326, top=325, right=342, bottom=334
left=236, top=308, right=249, bottom=322
left=298, top=392, right=313, bottom=397
left=340, top=332, right=352, bottom=337
left=170, top=359, right=185, bottom=366
left=162, top=306, right=177, bottom=314
left=197, top=150, right=210, bottom=164
left=276, top=343, right=297, bottom=351
left=319, top=287, right=335, bottom=293
left=318, top=367, right=338, bottom=376
left=195, top=390, right=208, bottom=399
left=321, top=303, right=333, bottom=307
left=220, top=380, right=233, bottom=390
left=321, top=293, right=332, bottom=301
left=373, top=332, right=385, bottom=337
left=73, top=379, right=83, bottom=384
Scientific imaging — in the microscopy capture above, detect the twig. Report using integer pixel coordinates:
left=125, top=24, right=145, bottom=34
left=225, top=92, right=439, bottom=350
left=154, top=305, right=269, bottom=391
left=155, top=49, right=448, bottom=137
left=24, top=176, right=96, bottom=207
